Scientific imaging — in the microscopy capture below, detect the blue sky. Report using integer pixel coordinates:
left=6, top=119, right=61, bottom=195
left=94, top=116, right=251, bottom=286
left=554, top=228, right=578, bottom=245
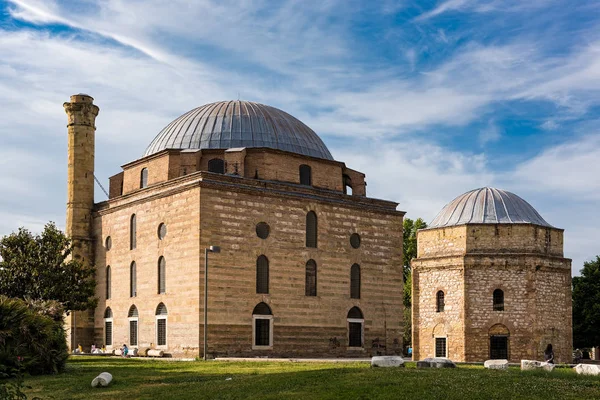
left=0, top=0, right=599, bottom=275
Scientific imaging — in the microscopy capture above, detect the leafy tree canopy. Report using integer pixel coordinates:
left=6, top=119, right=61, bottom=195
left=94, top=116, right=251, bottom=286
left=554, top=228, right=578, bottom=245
left=572, top=256, right=600, bottom=348
left=0, top=222, right=96, bottom=311
left=402, top=217, right=427, bottom=348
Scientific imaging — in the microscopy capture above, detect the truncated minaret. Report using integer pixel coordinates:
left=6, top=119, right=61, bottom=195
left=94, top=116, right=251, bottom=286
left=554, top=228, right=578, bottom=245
left=64, top=94, right=99, bottom=350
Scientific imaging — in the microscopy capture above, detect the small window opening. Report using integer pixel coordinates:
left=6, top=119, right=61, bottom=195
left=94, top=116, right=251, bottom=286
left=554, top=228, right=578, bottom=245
left=252, top=302, right=273, bottom=348
left=435, top=337, right=447, bottom=357
left=306, top=211, right=317, bottom=248
left=347, top=307, right=364, bottom=348
left=140, top=168, right=148, bottom=188
left=256, top=255, right=269, bottom=294
left=493, top=289, right=504, bottom=311
left=299, top=165, right=312, bottom=185
left=350, top=264, right=361, bottom=299
left=208, top=158, right=225, bottom=174
left=305, top=259, right=317, bottom=296
left=436, top=290, right=445, bottom=312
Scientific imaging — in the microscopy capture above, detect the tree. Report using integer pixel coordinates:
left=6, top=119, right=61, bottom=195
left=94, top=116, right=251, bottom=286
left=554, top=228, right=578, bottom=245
left=402, top=217, right=427, bottom=347
left=572, top=256, right=600, bottom=348
left=0, top=222, right=96, bottom=312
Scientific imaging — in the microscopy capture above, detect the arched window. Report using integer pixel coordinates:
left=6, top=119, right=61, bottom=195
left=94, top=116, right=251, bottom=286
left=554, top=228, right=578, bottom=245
left=305, top=259, right=317, bottom=296
left=106, top=266, right=111, bottom=300
left=493, top=289, right=504, bottom=311
left=130, top=214, right=136, bottom=250
left=306, top=211, right=317, bottom=248
left=347, top=307, right=363, bottom=348
left=256, top=255, right=269, bottom=294
left=436, top=290, right=445, bottom=312
left=155, top=303, right=168, bottom=346
left=343, top=174, right=353, bottom=195
left=208, top=158, right=225, bottom=174
left=140, top=168, right=148, bottom=188
left=350, top=264, right=361, bottom=299
left=158, top=256, right=166, bottom=294
left=252, top=302, right=273, bottom=348
left=104, top=307, right=113, bottom=346
left=299, top=164, right=312, bottom=185
left=130, top=261, right=137, bottom=297
left=128, top=305, right=139, bottom=346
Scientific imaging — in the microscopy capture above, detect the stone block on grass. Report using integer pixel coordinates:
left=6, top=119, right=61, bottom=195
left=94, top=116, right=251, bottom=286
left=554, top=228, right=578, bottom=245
left=520, top=360, right=554, bottom=372
left=371, top=356, right=405, bottom=367
left=574, top=364, right=600, bottom=376
left=417, top=358, right=456, bottom=368
left=484, top=359, right=508, bottom=370
left=91, top=372, right=113, bottom=388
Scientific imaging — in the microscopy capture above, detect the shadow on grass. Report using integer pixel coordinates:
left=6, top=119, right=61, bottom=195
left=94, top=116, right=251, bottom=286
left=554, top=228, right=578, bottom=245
left=23, top=357, right=600, bottom=400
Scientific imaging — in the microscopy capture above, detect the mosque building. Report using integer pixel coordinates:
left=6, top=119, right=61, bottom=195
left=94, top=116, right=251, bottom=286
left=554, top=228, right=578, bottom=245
left=63, top=94, right=405, bottom=358
left=412, top=188, right=573, bottom=363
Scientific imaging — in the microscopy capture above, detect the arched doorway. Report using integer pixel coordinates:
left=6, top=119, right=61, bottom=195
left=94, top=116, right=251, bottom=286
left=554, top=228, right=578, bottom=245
left=489, top=324, right=510, bottom=359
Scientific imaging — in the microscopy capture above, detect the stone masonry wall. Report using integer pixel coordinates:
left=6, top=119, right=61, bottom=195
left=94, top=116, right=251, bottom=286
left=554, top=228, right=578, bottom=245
left=93, top=182, right=201, bottom=357
left=412, top=261, right=465, bottom=361
left=198, top=181, right=403, bottom=357
left=417, top=226, right=467, bottom=258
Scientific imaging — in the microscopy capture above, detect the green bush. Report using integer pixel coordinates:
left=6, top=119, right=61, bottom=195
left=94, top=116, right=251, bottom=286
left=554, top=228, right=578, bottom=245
left=0, top=296, right=68, bottom=376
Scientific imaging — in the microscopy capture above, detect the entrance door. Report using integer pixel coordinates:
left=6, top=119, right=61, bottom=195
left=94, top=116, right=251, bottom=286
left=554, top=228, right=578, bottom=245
left=490, top=335, right=508, bottom=359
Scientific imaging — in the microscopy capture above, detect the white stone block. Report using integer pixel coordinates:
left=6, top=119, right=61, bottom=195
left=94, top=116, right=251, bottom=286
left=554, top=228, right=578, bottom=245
left=91, top=372, right=113, bottom=388
left=520, top=360, right=554, bottom=371
left=484, top=359, right=508, bottom=370
left=417, top=357, right=456, bottom=368
left=147, top=349, right=164, bottom=357
left=371, top=356, right=405, bottom=367
left=574, top=364, right=600, bottom=376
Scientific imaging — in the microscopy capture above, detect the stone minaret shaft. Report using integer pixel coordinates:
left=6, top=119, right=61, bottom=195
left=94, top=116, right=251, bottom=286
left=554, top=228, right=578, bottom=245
left=64, top=94, right=99, bottom=350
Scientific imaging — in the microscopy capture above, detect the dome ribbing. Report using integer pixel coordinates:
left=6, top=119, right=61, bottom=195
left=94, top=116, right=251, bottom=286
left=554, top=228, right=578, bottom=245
left=429, top=187, right=552, bottom=228
left=144, top=101, right=333, bottom=160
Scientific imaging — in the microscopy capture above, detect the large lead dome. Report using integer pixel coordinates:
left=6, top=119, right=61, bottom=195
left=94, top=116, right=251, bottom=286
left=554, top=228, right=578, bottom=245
left=429, top=187, right=552, bottom=228
left=144, top=100, right=333, bottom=160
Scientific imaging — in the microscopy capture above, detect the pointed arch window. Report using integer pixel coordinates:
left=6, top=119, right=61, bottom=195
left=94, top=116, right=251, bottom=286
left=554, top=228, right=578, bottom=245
left=130, top=214, right=137, bottom=250
left=130, top=261, right=137, bottom=297
left=158, top=256, right=166, bottom=294
left=128, top=305, right=139, bottom=346
left=436, top=290, right=445, bottom=312
left=350, top=264, right=361, bottom=299
left=252, top=302, right=273, bottom=348
left=155, top=303, right=168, bottom=346
left=306, top=211, right=317, bottom=248
left=299, top=164, right=312, bottom=185
left=256, top=255, right=269, bottom=294
left=347, top=307, right=364, bottom=348
left=305, top=259, right=317, bottom=296
left=140, top=168, right=148, bottom=188
left=106, top=266, right=111, bottom=300
left=104, top=307, right=113, bottom=346
left=208, top=158, right=225, bottom=174
left=493, top=289, right=504, bottom=311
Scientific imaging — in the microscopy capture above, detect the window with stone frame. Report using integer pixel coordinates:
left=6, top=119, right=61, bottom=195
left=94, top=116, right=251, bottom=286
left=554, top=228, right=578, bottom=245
left=140, top=168, right=148, bottom=188
left=130, top=261, right=137, bottom=297
left=104, top=307, right=113, bottom=346
left=305, top=259, right=317, bottom=296
left=435, top=337, right=447, bottom=357
left=130, top=214, right=136, bottom=250
left=106, top=266, right=111, bottom=299
left=252, top=302, right=273, bottom=348
left=306, top=211, right=318, bottom=248
left=158, top=256, right=166, bottom=294
left=299, top=164, right=312, bottom=185
left=256, top=255, right=269, bottom=294
left=436, top=290, right=445, bottom=312
left=350, top=264, right=361, bottom=299
left=155, top=303, right=168, bottom=346
left=347, top=306, right=364, bottom=348
left=208, top=158, right=225, bottom=174
left=493, top=289, right=504, bottom=311
left=128, top=305, right=139, bottom=346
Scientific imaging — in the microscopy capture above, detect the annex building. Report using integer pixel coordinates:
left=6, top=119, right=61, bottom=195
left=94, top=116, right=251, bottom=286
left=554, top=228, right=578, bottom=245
left=412, top=188, right=573, bottom=363
left=64, top=94, right=405, bottom=358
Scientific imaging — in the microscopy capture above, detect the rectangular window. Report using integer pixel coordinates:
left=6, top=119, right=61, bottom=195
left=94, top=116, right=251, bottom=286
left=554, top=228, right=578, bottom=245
left=157, top=318, right=167, bottom=346
left=254, top=318, right=270, bottom=347
left=105, top=321, right=113, bottom=346
left=435, top=337, right=447, bottom=358
left=348, top=322, right=362, bottom=347
left=490, top=336, right=508, bottom=359
left=129, top=320, right=138, bottom=346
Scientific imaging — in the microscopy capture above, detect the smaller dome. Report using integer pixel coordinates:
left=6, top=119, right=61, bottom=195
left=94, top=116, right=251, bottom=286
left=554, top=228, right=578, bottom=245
left=429, top=187, right=552, bottom=228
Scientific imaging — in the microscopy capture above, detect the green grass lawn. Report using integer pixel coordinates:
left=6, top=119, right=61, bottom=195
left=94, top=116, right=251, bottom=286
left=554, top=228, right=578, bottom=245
left=23, top=357, right=600, bottom=400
